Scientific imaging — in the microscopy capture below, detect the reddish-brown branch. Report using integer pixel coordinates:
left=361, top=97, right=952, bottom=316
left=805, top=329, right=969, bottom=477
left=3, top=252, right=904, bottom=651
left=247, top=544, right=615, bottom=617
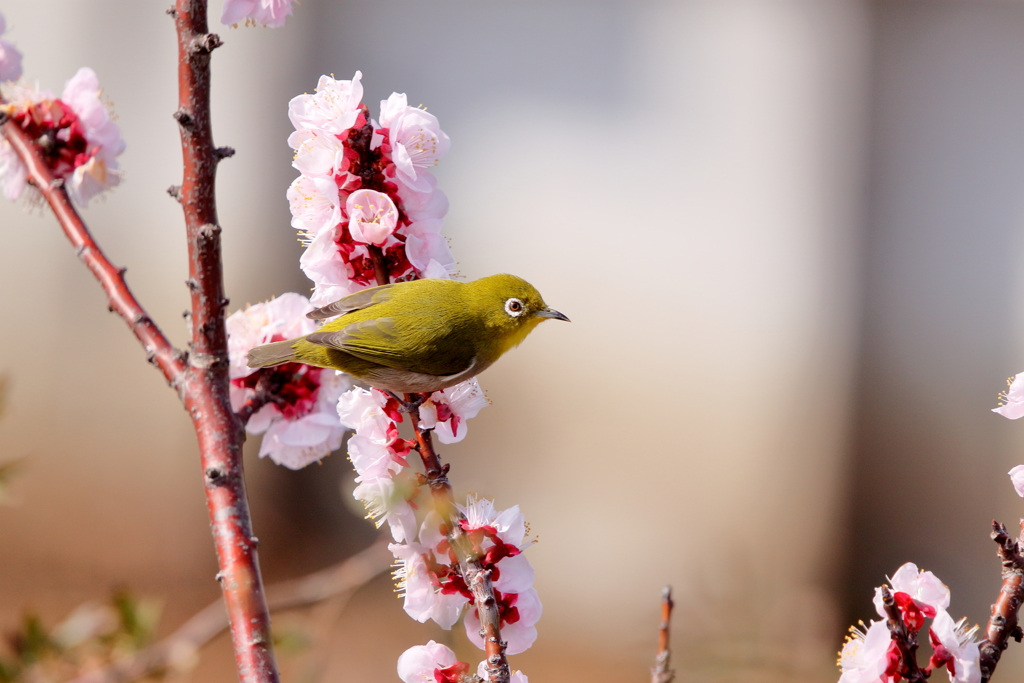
left=171, top=3, right=278, bottom=682
left=879, top=586, right=928, bottom=683
left=650, top=587, right=675, bottom=683
left=409, top=402, right=510, bottom=683
left=978, top=520, right=1024, bottom=682
left=67, top=538, right=392, bottom=683
left=0, top=123, right=187, bottom=390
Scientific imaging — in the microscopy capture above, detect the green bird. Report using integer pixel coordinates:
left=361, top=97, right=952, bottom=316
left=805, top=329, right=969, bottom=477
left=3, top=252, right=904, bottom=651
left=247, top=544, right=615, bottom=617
left=247, top=274, right=569, bottom=394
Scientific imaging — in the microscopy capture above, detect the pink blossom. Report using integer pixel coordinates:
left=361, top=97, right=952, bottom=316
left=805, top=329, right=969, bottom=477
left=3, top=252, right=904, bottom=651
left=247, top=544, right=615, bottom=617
left=928, top=609, right=980, bottom=683
left=418, top=378, right=489, bottom=444
left=993, top=372, right=1024, bottom=419
left=299, top=227, right=363, bottom=306
left=396, top=174, right=449, bottom=222
left=0, top=12, right=22, bottom=82
left=226, top=293, right=348, bottom=469
left=289, top=129, right=349, bottom=180
left=287, top=174, right=342, bottom=238
left=0, top=71, right=123, bottom=206
left=347, top=189, right=399, bottom=246
left=464, top=587, right=542, bottom=656
left=873, top=563, right=950, bottom=628
left=1009, top=465, right=1024, bottom=498
left=837, top=619, right=898, bottom=683
left=397, top=641, right=468, bottom=683
left=353, top=475, right=418, bottom=543
left=60, top=68, right=124, bottom=206
left=405, top=218, right=456, bottom=277
left=477, top=662, right=529, bottom=683
left=390, top=542, right=469, bottom=629
left=289, top=72, right=364, bottom=135
left=377, top=92, right=450, bottom=193
left=459, top=495, right=527, bottom=549
left=221, top=0, right=295, bottom=28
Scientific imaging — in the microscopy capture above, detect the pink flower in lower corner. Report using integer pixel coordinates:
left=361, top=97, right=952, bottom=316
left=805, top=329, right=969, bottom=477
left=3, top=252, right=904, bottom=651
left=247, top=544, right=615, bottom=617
left=993, top=372, right=1024, bottom=419
left=837, top=619, right=898, bottom=683
left=221, top=0, right=295, bottom=27
left=226, top=293, right=349, bottom=469
left=347, top=189, right=399, bottom=246
left=397, top=641, right=469, bottom=683
left=0, top=12, right=23, bottom=82
left=418, top=378, right=489, bottom=444
left=928, top=609, right=981, bottom=683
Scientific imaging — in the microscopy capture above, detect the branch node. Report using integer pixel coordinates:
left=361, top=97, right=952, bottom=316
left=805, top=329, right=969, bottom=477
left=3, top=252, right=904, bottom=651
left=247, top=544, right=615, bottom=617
left=166, top=6, right=176, bottom=16
left=198, top=223, right=222, bottom=241
left=205, top=467, right=226, bottom=485
left=193, top=33, right=224, bottom=54
left=167, top=184, right=182, bottom=201
left=186, top=278, right=199, bottom=292
left=173, top=109, right=193, bottom=128
left=219, top=297, right=230, bottom=309
left=214, top=146, right=236, bottom=160
left=49, top=177, right=64, bottom=189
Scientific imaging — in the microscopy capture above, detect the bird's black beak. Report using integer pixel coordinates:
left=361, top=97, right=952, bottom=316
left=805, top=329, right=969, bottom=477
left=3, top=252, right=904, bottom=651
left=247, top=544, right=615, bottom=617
left=536, top=307, right=570, bottom=322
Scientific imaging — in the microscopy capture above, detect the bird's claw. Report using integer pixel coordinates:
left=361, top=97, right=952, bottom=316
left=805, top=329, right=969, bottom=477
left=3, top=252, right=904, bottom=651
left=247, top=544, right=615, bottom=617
left=386, top=391, right=428, bottom=413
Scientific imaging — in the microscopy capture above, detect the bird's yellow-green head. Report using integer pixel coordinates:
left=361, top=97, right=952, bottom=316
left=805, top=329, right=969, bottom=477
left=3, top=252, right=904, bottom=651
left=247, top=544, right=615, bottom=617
left=466, top=273, right=570, bottom=357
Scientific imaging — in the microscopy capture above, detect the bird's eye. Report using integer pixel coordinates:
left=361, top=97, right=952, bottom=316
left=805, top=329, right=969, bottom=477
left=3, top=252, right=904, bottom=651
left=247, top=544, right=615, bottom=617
left=504, top=298, right=525, bottom=317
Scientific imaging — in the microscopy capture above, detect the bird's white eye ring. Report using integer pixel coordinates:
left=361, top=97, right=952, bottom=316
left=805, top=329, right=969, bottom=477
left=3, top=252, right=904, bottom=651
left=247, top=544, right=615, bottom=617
left=505, top=298, right=525, bottom=317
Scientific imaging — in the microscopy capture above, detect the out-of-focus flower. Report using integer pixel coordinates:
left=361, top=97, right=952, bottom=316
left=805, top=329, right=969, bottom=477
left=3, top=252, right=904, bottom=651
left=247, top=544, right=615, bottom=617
left=837, top=620, right=898, bottom=683
left=873, top=563, right=949, bottom=630
left=1009, top=465, right=1024, bottom=498
left=928, top=609, right=981, bottom=683
left=994, top=372, right=1024, bottom=419
left=353, top=474, right=418, bottom=543
left=418, top=378, right=489, bottom=444
left=289, top=72, right=364, bottom=136
left=347, top=189, right=399, bottom=246
left=0, top=13, right=23, bottom=82
left=60, top=68, right=124, bottom=206
left=221, top=0, right=295, bottom=28
left=0, top=68, right=123, bottom=205
left=397, top=641, right=469, bottom=683
left=226, top=293, right=348, bottom=469
left=377, top=92, right=450, bottom=193
left=390, top=542, right=469, bottom=629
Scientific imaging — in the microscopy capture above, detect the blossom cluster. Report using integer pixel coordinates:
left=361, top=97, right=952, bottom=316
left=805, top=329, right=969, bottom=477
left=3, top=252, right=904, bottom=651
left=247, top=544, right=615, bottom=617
left=226, top=293, right=349, bottom=469
left=287, top=71, right=455, bottom=305
left=838, top=563, right=979, bottom=683
left=0, top=65, right=124, bottom=206
left=221, top=72, right=537, bottom=677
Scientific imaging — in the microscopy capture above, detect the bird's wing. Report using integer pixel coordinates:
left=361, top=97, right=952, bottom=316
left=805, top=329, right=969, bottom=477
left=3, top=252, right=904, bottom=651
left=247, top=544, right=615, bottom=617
left=306, top=284, right=396, bottom=321
left=305, top=316, right=475, bottom=377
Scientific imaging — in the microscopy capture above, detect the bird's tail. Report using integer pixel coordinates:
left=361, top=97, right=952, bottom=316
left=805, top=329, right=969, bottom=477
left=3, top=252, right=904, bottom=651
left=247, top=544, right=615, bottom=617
left=247, top=338, right=301, bottom=369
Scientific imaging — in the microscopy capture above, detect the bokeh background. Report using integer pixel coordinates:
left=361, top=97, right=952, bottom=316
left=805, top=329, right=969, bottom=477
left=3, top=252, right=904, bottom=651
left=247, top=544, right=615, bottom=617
left=3, top=0, right=1024, bottom=681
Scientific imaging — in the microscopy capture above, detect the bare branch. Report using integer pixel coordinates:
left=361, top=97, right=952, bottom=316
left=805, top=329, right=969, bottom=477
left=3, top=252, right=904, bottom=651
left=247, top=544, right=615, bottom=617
left=0, top=122, right=187, bottom=392
left=651, top=587, right=675, bottom=683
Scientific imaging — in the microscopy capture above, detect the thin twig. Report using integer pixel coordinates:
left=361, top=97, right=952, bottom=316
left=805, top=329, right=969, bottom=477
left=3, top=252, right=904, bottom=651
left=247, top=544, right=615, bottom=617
left=879, top=585, right=927, bottom=683
left=0, top=123, right=187, bottom=391
left=651, top=587, right=675, bottom=683
left=978, top=520, right=1024, bottom=682
left=66, top=538, right=392, bottom=683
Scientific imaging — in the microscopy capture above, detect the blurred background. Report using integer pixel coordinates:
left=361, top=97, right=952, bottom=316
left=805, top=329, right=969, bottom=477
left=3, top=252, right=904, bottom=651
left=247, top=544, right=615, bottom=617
left=3, top=0, right=1024, bottom=681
